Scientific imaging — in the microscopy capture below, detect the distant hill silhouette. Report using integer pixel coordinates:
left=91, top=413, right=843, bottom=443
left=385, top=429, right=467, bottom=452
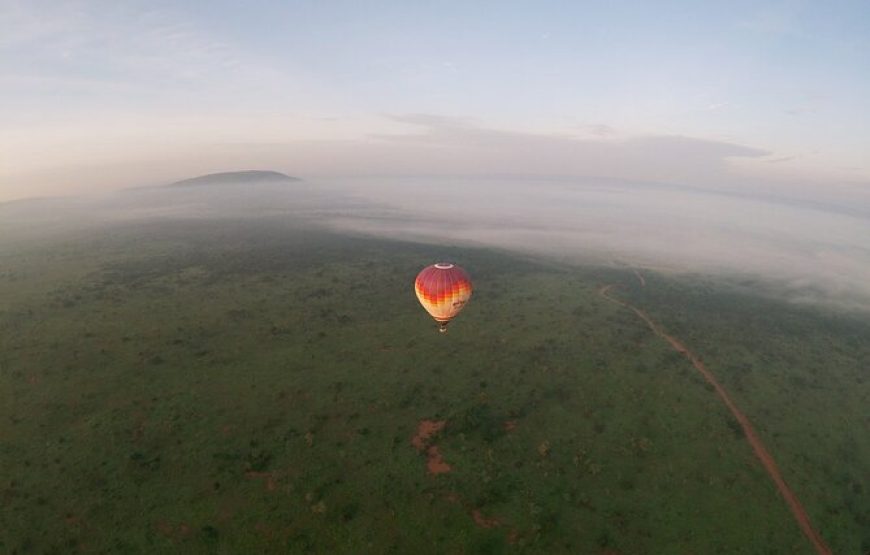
left=167, top=170, right=301, bottom=188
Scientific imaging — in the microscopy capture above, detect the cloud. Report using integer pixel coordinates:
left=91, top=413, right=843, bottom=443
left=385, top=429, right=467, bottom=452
left=0, top=1, right=324, bottom=117
left=386, top=113, right=477, bottom=128
left=309, top=172, right=870, bottom=311
left=764, top=155, right=798, bottom=164
left=359, top=115, right=769, bottom=187
left=579, top=123, right=617, bottom=138
left=785, top=107, right=816, bottom=116
left=1, top=112, right=779, bottom=201
left=704, top=102, right=731, bottom=111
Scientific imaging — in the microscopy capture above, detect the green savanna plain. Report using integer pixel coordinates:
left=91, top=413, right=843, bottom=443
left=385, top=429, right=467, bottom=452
left=1, top=218, right=867, bottom=554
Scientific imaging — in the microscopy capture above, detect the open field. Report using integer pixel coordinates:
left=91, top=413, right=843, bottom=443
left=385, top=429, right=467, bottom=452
left=1, top=218, right=868, bottom=553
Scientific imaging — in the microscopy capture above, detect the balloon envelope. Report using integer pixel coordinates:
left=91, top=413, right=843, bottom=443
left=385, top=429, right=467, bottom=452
left=414, top=263, right=473, bottom=331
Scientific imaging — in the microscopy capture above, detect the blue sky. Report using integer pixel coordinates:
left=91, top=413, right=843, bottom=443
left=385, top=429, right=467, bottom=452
left=1, top=0, right=868, bottom=200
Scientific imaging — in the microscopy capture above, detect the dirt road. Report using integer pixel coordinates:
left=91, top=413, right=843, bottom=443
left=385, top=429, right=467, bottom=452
left=599, top=283, right=832, bottom=555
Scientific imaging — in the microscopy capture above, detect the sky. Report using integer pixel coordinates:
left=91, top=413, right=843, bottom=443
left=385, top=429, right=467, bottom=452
left=1, top=0, right=869, bottom=201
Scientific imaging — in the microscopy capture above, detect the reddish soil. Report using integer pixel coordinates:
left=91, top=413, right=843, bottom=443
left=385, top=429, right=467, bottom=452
left=503, top=419, right=518, bottom=432
left=411, top=420, right=446, bottom=451
left=426, top=445, right=452, bottom=475
left=155, top=520, right=174, bottom=538
left=599, top=282, right=832, bottom=555
left=411, top=420, right=452, bottom=475
left=444, top=490, right=514, bottom=539
left=471, top=508, right=501, bottom=528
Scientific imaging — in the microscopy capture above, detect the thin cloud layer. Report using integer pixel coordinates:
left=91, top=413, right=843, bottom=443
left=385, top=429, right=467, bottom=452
left=230, top=115, right=772, bottom=188
left=314, top=175, right=870, bottom=312
left=3, top=167, right=870, bottom=312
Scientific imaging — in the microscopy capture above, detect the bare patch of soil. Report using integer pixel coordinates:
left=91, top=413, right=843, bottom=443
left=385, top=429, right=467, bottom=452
left=411, top=420, right=446, bottom=452
left=471, top=508, right=501, bottom=528
left=426, top=445, right=452, bottom=474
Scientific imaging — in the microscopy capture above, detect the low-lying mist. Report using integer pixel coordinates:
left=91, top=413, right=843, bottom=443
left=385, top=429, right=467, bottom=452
left=3, top=175, right=869, bottom=311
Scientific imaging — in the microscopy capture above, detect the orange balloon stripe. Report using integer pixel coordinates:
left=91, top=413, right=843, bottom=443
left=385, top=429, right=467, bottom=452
left=415, top=281, right=471, bottom=303
left=416, top=290, right=471, bottom=305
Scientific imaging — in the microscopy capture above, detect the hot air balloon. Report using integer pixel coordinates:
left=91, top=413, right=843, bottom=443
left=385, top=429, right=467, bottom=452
left=414, top=263, right=473, bottom=333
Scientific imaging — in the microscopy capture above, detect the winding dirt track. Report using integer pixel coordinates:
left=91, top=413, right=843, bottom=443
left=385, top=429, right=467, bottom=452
left=599, top=283, right=832, bottom=555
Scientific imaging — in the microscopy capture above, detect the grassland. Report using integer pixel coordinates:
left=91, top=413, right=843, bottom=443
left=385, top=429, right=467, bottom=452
left=0, top=218, right=867, bottom=554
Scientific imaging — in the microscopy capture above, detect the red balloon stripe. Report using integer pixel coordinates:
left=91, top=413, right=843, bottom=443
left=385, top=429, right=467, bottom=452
left=415, top=266, right=472, bottom=303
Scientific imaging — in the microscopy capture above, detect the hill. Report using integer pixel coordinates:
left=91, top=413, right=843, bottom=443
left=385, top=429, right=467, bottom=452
left=167, top=170, right=301, bottom=188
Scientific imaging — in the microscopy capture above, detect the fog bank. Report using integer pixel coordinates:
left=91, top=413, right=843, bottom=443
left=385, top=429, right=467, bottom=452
left=314, top=177, right=870, bottom=311
left=2, top=174, right=869, bottom=311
